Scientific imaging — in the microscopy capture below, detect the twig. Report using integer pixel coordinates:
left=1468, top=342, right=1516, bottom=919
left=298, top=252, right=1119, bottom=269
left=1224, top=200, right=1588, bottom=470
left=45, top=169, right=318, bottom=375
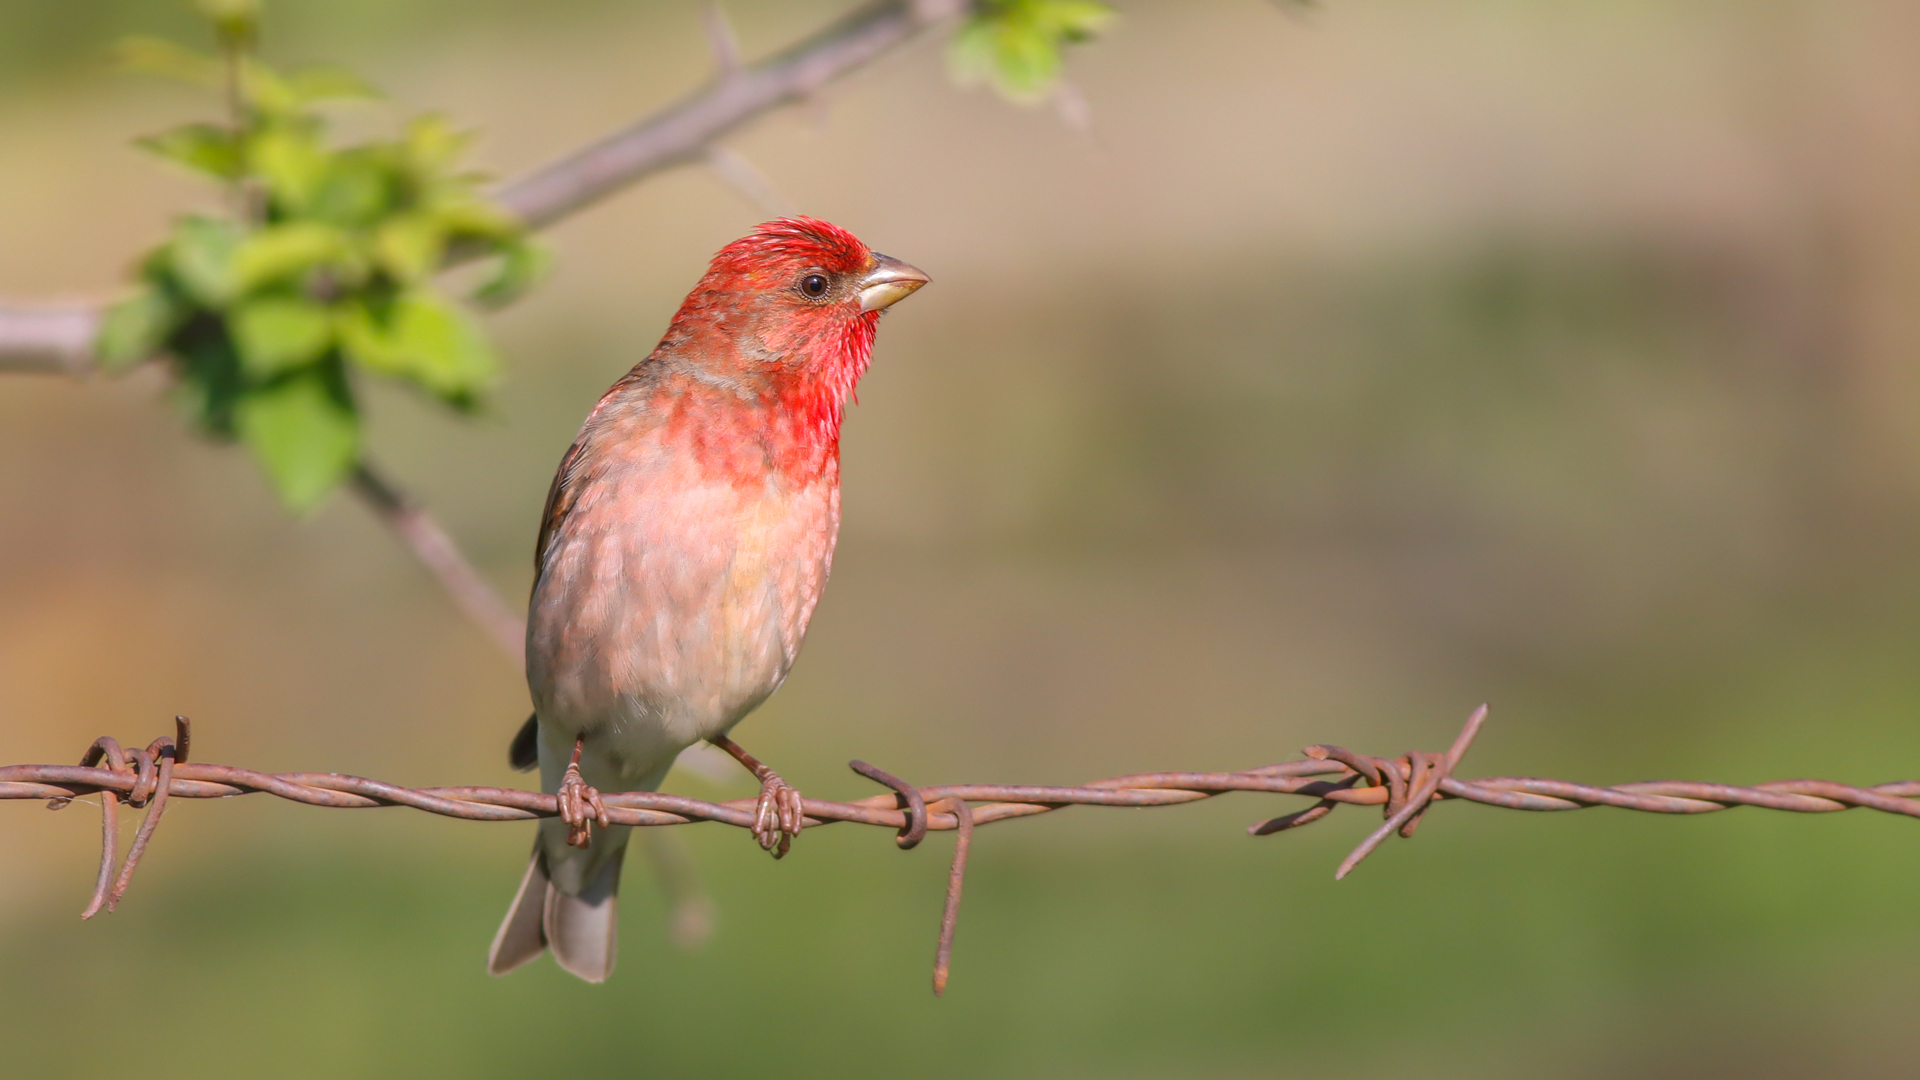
left=705, top=146, right=798, bottom=218
left=348, top=460, right=526, bottom=666
left=14, top=708, right=1920, bottom=991
left=495, top=0, right=969, bottom=229
left=0, top=305, right=101, bottom=375
left=701, top=2, right=744, bottom=78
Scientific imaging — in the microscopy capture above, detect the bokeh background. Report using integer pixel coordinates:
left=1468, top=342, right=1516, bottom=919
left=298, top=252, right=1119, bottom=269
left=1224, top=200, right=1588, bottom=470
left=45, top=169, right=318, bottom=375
left=5, top=1, right=1920, bottom=1076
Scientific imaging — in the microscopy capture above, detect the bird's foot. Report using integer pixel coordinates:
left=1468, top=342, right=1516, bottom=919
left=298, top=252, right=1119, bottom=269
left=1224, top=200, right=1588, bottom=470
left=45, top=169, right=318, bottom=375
left=557, top=756, right=610, bottom=849
left=752, top=772, right=804, bottom=859
left=708, top=735, right=805, bottom=858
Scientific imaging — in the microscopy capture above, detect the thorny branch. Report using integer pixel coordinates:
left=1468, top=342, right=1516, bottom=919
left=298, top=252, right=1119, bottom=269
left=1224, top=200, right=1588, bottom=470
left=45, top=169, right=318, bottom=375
left=0, top=0, right=969, bottom=374
left=11, top=707, right=1920, bottom=994
left=494, top=0, right=967, bottom=229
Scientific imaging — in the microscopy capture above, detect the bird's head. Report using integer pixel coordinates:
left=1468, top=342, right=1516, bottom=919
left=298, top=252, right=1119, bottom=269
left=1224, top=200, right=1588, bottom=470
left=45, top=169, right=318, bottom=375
left=705, top=216, right=928, bottom=318
left=674, top=217, right=927, bottom=395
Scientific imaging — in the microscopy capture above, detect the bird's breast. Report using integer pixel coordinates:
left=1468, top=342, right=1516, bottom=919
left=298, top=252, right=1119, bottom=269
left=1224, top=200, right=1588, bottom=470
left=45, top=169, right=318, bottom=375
left=526, top=452, right=840, bottom=780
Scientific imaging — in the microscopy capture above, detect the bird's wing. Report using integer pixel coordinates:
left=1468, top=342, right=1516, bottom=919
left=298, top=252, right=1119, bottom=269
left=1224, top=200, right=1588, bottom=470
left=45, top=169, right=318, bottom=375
left=533, top=436, right=585, bottom=583
left=533, top=367, right=657, bottom=586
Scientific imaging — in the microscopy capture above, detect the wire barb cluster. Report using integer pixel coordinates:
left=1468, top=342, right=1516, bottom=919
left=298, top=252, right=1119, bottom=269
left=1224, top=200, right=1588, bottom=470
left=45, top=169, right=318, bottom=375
left=7, top=708, right=1920, bottom=993
left=43, top=717, right=191, bottom=920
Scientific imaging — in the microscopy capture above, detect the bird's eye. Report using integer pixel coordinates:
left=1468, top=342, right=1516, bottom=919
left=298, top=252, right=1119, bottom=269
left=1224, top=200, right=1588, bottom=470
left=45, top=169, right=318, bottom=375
left=799, top=273, right=830, bottom=298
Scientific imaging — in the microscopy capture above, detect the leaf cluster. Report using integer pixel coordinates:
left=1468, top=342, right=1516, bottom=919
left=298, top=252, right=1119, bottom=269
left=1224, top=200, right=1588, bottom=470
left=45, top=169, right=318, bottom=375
left=949, top=0, right=1114, bottom=103
left=97, top=2, right=542, bottom=510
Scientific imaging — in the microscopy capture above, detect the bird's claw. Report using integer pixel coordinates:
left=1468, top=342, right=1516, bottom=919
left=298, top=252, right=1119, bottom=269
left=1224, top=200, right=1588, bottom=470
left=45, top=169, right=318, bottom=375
left=753, top=774, right=804, bottom=858
left=558, top=761, right=610, bottom=849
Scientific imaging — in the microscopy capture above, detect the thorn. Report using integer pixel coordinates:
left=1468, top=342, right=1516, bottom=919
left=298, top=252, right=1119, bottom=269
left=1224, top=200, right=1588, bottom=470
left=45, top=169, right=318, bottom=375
left=706, top=146, right=797, bottom=219
left=702, top=3, right=741, bottom=79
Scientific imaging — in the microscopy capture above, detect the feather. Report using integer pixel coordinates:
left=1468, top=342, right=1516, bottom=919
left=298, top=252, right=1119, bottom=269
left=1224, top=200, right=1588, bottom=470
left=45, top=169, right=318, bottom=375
left=508, top=713, right=538, bottom=772
left=543, top=840, right=624, bottom=983
left=486, top=847, right=551, bottom=977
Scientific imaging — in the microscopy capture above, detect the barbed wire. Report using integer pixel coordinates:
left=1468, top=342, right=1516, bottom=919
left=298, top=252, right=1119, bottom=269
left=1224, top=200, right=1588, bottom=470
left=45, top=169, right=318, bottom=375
left=6, top=707, right=1919, bottom=993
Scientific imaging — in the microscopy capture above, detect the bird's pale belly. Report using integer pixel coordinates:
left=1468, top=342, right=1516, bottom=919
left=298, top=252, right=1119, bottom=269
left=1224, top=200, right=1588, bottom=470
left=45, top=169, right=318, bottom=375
left=525, top=479, right=835, bottom=793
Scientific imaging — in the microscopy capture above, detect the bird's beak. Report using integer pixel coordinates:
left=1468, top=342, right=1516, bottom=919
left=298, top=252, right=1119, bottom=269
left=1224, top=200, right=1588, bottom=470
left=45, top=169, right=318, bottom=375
left=857, top=254, right=930, bottom=312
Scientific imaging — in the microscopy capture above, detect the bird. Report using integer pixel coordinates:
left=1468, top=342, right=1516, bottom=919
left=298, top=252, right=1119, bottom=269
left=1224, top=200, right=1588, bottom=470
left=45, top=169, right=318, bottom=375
left=486, top=217, right=928, bottom=982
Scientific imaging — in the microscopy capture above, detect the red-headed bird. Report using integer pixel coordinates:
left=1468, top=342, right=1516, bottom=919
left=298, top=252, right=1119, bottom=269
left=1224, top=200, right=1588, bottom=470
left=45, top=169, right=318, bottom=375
left=487, top=218, right=928, bottom=982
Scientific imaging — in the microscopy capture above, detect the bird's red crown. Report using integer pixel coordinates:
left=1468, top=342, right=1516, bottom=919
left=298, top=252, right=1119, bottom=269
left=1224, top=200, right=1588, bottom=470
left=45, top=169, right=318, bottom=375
left=707, top=217, right=874, bottom=286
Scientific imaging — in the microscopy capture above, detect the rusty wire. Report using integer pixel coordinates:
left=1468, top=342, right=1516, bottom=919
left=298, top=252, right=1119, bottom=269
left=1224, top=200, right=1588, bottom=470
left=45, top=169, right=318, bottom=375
left=7, top=707, right=1920, bottom=993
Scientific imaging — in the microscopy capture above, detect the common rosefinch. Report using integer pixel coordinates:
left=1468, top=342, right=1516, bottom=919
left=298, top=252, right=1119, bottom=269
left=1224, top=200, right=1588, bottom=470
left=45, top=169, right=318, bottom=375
left=487, top=218, right=927, bottom=982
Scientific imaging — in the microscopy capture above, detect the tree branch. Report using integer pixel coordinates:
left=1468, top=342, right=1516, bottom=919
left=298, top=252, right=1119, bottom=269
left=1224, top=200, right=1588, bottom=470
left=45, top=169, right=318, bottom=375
left=705, top=146, right=798, bottom=218
left=0, top=0, right=967, bottom=369
left=701, top=3, right=745, bottom=79
left=496, top=0, right=968, bottom=229
left=0, top=304, right=101, bottom=375
left=348, top=460, right=527, bottom=666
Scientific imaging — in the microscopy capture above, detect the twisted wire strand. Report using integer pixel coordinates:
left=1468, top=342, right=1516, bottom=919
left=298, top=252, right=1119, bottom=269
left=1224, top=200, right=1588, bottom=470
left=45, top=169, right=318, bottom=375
left=8, top=709, right=1920, bottom=992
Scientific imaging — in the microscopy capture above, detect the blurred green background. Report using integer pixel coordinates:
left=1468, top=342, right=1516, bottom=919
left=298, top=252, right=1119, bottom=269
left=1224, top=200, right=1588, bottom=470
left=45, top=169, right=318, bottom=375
left=5, top=1, right=1920, bottom=1076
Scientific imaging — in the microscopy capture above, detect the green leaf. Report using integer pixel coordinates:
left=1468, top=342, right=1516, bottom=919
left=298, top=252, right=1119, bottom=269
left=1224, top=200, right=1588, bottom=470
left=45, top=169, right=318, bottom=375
left=373, top=212, right=446, bottom=282
left=248, top=124, right=330, bottom=211
left=96, top=289, right=181, bottom=372
left=111, top=36, right=222, bottom=87
left=230, top=222, right=350, bottom=294
left=473, top=240, right=550, bottom=310
left=1042, top=0, right=1114, bottom=41
left=170, top=324, right=247, bottom=437
left=338, top=290, right=497, bottom=406
left=427, top=193, right=521, bottom=242
left=288, top=65, right=382, bottom=104
left=239, top=57, right=299, bottom=116
left=108, top=5, right=541, bottom=510
left=403, top=114, right=469, bottom=174
left=234, top=367, right=358, bottom=511
left=949, top=0, right=1113, bottom=102
left=165, top=215, right=245, bottom=305
left=231, top=295, right=333, bottom=378
left=137, top=123, right=242, bottom=180
left=304, top=150, right=398, bottom=226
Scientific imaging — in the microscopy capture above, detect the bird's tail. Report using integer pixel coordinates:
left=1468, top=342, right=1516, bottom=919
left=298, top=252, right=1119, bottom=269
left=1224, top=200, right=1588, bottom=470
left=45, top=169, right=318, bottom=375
left=487, top=827, right=629, bottom=982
